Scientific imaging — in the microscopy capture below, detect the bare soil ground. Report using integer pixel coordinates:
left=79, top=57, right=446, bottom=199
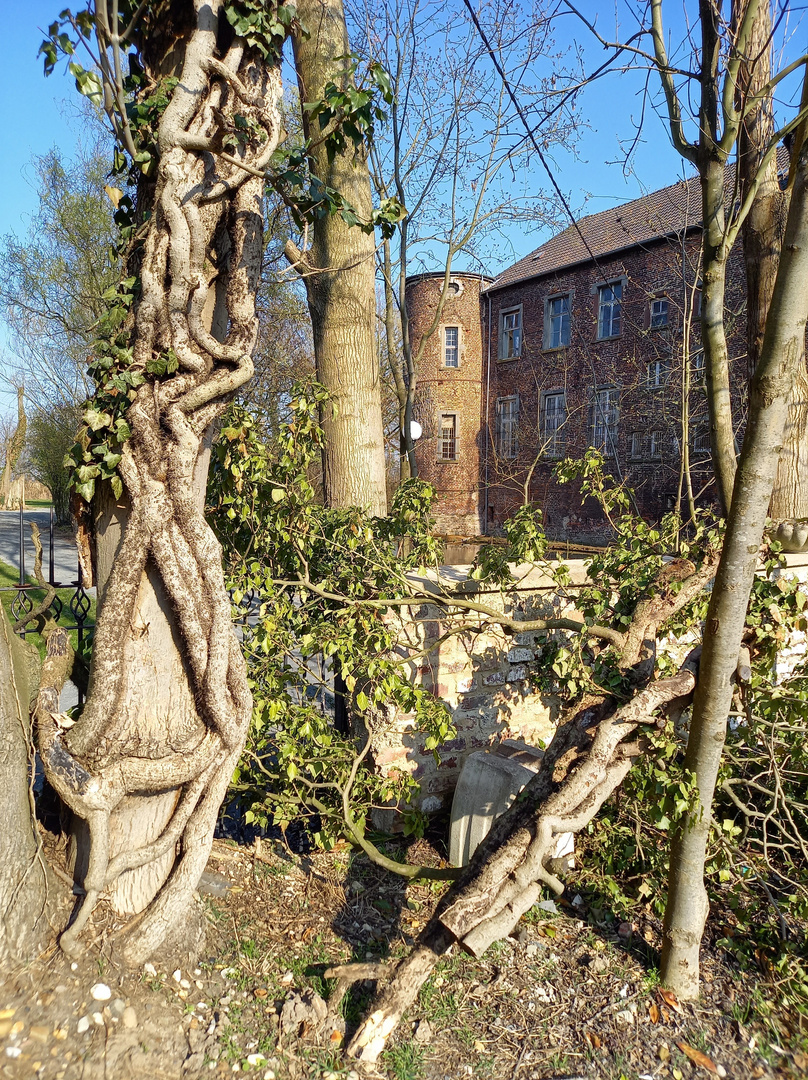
left=1, top=833, right=805, bottom=1080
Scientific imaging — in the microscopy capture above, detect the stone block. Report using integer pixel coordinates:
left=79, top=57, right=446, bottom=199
left=449, top=743, right=574, bottom=867
left=458, top=693, right=490, bottom=713
left=506, top=665, right=527, bottom=683
left=482, top=670, right=506, bottom=686
left=514, top=632, right=536, bottom=646
left=442, top=659, right=471, bottom=675
left=507, top=647, right=535, bottom=663
left=456, top=674, right=475, bottom=694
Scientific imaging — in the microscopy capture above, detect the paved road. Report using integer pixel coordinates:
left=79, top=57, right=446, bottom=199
left=0, top=509, right=81, bottom=586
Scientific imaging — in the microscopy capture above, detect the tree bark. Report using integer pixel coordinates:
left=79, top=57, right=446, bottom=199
left=36, top=0, right=283, bottom=965
left=288, top=0, right=388, bottom=515
left=661, top=124, right=808, bottom=998
left=733, top=0, right=808, bottom=521
left=0, top=611, right=61, bottom=966
left=769, top=361, right=808, bottom=519
left=699, top=157, right=737, bottom=517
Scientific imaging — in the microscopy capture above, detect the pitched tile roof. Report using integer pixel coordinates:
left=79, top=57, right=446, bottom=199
left=489, top=172, right=707, bottom=290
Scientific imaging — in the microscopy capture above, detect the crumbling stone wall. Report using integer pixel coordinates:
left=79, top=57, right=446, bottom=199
left=369, top=560, right=590, bottom=823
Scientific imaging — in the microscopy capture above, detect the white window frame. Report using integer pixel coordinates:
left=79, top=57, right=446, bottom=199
left=597, top=281, right=623, bottom=339
left=590, top=387, right=619, bottom=454
left=443, top=325, right=460, bottom=368
left=650, top=297, right=669, bottom=329
left=630, top=431, right=642, bottom=459
left=544, top=293, right=571, bottom=349
left=647, top=357, right=671, bottom=388
left=691, top=349, right=705, bottom=384
left=691, top=425, right=711, bottom=457
left=496, top=395, right=519, bottom=459
left=499, top=306, right=522, bottom=360
left=649, top=430, right=662, bottom=458
left=438, top=411, right=458, bottom=461
left=541, top=391, right=566, bottom=458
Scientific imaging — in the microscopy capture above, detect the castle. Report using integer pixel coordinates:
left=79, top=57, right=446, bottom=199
left=407, top=170, right=751, bottom=543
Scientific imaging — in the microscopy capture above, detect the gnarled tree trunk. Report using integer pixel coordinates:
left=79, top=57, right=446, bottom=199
left=36, top=0, right=283, bottom=965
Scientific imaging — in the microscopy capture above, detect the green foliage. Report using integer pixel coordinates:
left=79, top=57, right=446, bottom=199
left=269, top=56, right=406, bottom=239
left=208, top=387, right=455, bottom=845
left=224, top=0, right=300, bottom=59
left=63, top=276, right=143, bottom=503
left=26, top=403, right=83, bottom=524
left=117, top=71, right=179, bottom=179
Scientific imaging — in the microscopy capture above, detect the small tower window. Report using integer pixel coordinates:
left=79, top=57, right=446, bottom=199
left=444, top=326, right=459, bottom=368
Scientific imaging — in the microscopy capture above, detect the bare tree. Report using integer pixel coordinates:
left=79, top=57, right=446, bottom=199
left=349, top=0, right=577, bottom=480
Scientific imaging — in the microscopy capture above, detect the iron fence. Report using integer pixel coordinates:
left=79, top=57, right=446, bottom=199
left=2, top=505, right=93, bottom=702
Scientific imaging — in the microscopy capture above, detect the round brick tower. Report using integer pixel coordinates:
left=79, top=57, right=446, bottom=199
left=405, top=272, right=492, bottom=536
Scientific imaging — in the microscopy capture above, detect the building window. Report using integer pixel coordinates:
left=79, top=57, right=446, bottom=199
left=597, top=281, right=622, bottom=339
left=439, top=412, right=457, bottom=460
left=590, top=387, right=619, bottom=453
left=545, top=294, right=571, bottom=349
left=647, top=358, right=671, bottom=388
left=691, top=350, right=705, bottom=384
left=499, top=308, right=522, bottom=359
left=649, top=430, right=662, bottom=458
left=691, top=426, right=710, bottom=457
left=444, top=326, right=459, bottom=368
left=630, top=431, right=642, bottom=459
left=692, top=288, right=702, bottom=319
left=497, top=396, right=519, bottom=459
left=650, top=298, right=669, bottom=329
left=541, top=391, right=566, bottom=457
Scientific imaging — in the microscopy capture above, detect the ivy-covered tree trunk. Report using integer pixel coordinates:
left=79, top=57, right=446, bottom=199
left=36, top=0, right=284, bottom=965
left=286, top=0, right=388, bottom=515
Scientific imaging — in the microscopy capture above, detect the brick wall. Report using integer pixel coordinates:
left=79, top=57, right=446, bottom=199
left=407, top=236, right=750, bottom=542
left=406, top=273, right=491, bottom=535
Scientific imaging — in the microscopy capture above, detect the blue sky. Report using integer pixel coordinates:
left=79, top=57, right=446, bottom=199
left=0, top=3, right=687, bottom=255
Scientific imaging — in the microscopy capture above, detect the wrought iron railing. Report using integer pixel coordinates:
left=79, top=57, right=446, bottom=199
left=2, top=505, right=93, bottom=703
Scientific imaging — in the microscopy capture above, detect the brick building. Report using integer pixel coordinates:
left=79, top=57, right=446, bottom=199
left=407, top=171, right=750, bottom=542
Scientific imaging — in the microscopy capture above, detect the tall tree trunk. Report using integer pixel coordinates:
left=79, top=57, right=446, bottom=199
left=733, top=0, right=808, bottom=521
left=769, top=362, right=808, bottom=518
left=36, top=0, right=283, bottom=966
left=699, top=157, right=737, bottom=517
left=286, top=0, right=388, bottom=515
left=661, top=124, right=808, bottom=998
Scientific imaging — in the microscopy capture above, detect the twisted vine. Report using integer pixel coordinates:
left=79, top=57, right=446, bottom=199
left=36, top=0, right=283, bottom=962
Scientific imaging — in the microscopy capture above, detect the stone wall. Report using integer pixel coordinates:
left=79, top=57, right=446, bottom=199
left=368, top=552, right=808, bottom=827
left=368, top=559, right=590, bottom=823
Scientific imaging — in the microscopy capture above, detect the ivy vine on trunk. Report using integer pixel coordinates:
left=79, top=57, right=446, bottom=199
left=38, top=0, right=286, bottom=963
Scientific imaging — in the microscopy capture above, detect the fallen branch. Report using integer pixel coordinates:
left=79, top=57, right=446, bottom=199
left=345, top=652, right=700, bottom=1064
